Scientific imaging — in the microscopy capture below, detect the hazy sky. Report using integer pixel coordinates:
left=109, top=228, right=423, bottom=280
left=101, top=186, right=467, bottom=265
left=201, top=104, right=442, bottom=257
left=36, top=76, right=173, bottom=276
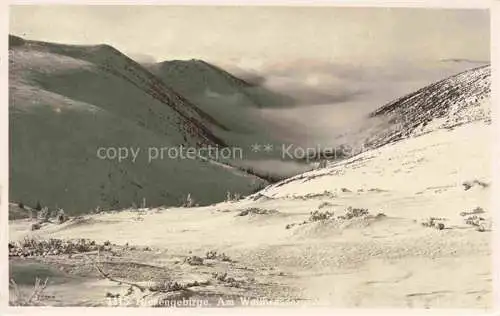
left=10, top=6, right=490, bottom=67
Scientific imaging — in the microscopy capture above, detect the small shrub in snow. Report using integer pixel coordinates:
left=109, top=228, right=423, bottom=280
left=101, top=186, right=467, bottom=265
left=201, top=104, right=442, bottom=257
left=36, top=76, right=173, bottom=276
left=148, top=280, right=186, bottom=292
left=476, top=224, right=486, bottom=232
left=309, top=210, right=334, bottom=222
left=317, top=160, right=328, bottom=169
left=30, top=223, right=41, bottom=231
left=462, top=180, right=489, bottom=191
left=184, top=255, right=204, bottom=266
left=435, top=223, right=445, bottom=230
left=225, top=191, right=242, bottom=202
left=421, top=218, right=435, bottom=228
left=459, top=207, right=484, bottom=217
left=318, top=202, right=334, bottom=209
left=371, top=213, right=387, bottom=220
left=220, top=253, right=232, bottom=262
left=37, top=207, right=50, bottom=223
left=237, top=207, right=277, bottom=216
left=205, top=250, right=231, bottom=262
left=212, top=271, right=229, bottom=282
left=464, top=215, right=488, bottom=232
left=343, top=207, right=369, bottom=219
left=421, top=217, right=446, bottom=230
left=9, top=237, right=105, bottom=257
left=212, top=272, right=240, bottom=287
left=206, top=250, right=218, bottom=259
left=56, top=209, right=67, bottom=224
left=182, top=193, right=195, bottom=208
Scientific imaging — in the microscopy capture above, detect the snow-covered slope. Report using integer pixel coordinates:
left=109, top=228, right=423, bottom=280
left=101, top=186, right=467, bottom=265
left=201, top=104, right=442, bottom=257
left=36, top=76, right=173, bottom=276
left=8, top=63, right=493, bottom=308
left=257, top=65, right=491, bottom=198
left=9, top=35, right=266, bottom=214
left=362, top=65, right=491, bottom=149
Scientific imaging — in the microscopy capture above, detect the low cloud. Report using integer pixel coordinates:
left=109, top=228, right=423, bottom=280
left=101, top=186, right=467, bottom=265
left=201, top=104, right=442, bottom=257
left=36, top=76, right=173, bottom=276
left=226, top=58, right=489, bottom=145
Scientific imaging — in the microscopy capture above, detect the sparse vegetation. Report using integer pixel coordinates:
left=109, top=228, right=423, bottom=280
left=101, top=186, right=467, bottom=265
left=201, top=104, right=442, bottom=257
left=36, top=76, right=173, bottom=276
left=421, top=217, right=447, bottom=230
left=211, top=271, right=242, bottom=288
left=37, top=207, right=50, bottom=223
left=309, top=210, right=334, bottom=222
left=92, top=206, right=103, bottom=214
left=463, top=215, right=487, bottom=231
left=459, top=208, right=489, bottom=232
left=476, top=225, right=486, bottom=232
left=56, top=209, right=67, bottom=224
left=184, top=255, right=204, bottom=266
left=286, top=206, right=376, bottom=229
left=459, top=207, right=485, bottom=217
left=339, top=207, right=369, bottom=220
left=249, top=182, right=268, bottom=195
left=462, top=180, right=489, bottom=191
left=374, top=212, right=387, bottom=219
left=181, top=193, right=196, bottom=208
left=317, top=160, right=328, bottom=169
left=148, top=280, right=186, bottom=292
left=30, top=223, right=41, bottom=231
left=9, top=237, right=106, bottom=257
left=236, top=207, right=278, bottom=217
left=205, top=250, right=218, bottom=259
left=318, top=201, right=334, bottom=209
left=225, top=191, right=242, bottom=202
left=285, top=223, right=295, bottom=230
left=205, top=250, right=232, bottom=262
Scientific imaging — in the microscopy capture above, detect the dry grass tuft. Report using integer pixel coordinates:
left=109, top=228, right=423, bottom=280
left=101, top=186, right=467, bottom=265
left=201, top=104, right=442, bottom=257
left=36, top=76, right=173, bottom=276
left=421, top=217, right=447, bottom=230
left=9, top=237, right=106, bottom=257
left=184, top=255, right=204, bottom=266
left=225, top=191, right=242, bottom=202
left=181, top=193, right=197, bottom=208
left=309, top=210, right=334, bottom=222
left=236, top=207, right=278, bottom=217
left=205, top=250, right=232, bottom=262
left=462, top=180, right=489, bottom=191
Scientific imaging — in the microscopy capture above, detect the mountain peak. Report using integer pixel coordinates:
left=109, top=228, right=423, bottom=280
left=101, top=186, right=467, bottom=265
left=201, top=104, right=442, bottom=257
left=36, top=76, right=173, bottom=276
left=9, top=34, right=25, bottom=47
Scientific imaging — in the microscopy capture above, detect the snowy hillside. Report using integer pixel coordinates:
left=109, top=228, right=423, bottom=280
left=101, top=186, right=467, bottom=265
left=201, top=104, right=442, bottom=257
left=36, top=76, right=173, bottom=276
left=257, top=65, right=491, bottom=198
left=9, top=64, right=492, bottom=308
left=9, top=35, right=267, bottom=214
left=363, top=65, right=491, bottom=149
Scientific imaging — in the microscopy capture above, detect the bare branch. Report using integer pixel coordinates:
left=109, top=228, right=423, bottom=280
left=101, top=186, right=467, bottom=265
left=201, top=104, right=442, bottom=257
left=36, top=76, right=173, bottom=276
left=84, top=253, right=147, bottom=292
